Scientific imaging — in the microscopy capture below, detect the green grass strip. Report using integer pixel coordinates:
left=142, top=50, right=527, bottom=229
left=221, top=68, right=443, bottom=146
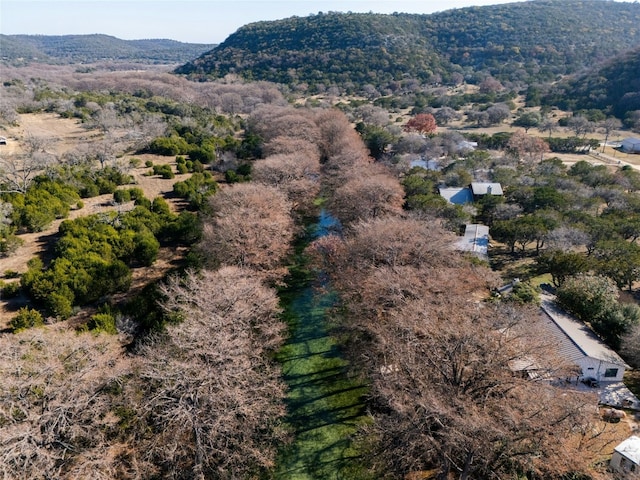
left=274, top=284, right=370, bottom=480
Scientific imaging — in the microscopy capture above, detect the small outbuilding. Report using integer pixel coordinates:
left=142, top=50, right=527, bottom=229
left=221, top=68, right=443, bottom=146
left=470, top=182, right=503, bottom=199
left=610, top=435, right=640, bottom=477
left=621, top=138, right=640, bottom=154
left=0, top=137, right=6, bottom=145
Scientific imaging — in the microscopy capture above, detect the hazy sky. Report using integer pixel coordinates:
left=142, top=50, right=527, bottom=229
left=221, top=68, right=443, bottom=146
left=2, top=0, right=530, bottom=44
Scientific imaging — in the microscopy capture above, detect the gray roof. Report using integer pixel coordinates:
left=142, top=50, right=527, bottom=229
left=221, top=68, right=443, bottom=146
left=614, top=436, right=640, bottom=465
left=456, top=224, right=489, bottom=259
left=410, top=158, right=441, bottom=171
left=540, top=294, right=629, bottom=368
left=471, top=182, right=503, bottom=196
left=439, top=187, right=473, bottom=205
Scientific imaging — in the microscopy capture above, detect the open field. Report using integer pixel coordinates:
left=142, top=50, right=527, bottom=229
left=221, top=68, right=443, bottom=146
left=0, top=113, right=193, bottom=328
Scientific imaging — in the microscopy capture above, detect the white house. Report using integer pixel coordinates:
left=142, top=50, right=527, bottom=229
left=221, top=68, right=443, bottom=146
left=621, top=138, right=640, bottom=154
left=540, top=294, right=629, bottom=383
left=611, top=436, right=640, bottom=477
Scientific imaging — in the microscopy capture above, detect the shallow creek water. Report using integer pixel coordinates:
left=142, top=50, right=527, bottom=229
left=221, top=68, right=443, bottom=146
left=274, top=211, right=369, bottom=480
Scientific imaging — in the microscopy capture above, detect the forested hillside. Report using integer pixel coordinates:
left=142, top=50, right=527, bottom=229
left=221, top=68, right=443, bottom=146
left=0, top=34, right=215, bottom=64
left=176, top=0, right=640, bottom=92
left=543, top=46, right=640, bottom=122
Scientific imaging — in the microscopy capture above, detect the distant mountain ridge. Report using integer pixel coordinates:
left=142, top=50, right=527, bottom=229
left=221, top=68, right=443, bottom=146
left=0, top=34, right=215, bottom=64
left=175, top=0, right=640, bottom=90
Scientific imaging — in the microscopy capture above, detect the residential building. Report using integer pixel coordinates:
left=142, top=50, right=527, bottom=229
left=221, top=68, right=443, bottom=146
left=611, top=436, right=640, bottom=477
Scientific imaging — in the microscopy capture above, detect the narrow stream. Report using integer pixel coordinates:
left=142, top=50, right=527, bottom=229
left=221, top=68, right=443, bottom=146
left=274, top=210, right=369, bottom=480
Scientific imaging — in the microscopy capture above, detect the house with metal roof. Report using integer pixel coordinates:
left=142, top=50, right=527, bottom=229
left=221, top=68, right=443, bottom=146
left=439, top=187, right=474, bottom=205
left=540, top=293, right=629, bottom=383
left=470, top=182, right=503, bottom=197
left=610, top=436, right=640, bottom=477
left=621, top=138, right=640, bottom=154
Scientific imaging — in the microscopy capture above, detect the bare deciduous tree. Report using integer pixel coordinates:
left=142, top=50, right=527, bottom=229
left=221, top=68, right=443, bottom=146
left=200, top=183, right=295, bottom=276
left=600, top=117, right=622, bottom=152
left=327, top=167, right=405, bottom=226
left=539, top=118, right=559, bottom=139
left=311, top=212, right=602, bottom=479
left=252, top=151, right=321, bottom=214
left=248, top=106, right=321, bottom=145
left=135, top=267, right=289, bottom=480
left=262, top=136, right=320, bottom=158
left=0, top=152, right=54, bottom=194
left=567, top=115, right=596, bottom=138
left=0, top=327, right=130, bottom=479
left=128, top=113, right=168, bottom=151
left=507, top=130, right=550, bottom=165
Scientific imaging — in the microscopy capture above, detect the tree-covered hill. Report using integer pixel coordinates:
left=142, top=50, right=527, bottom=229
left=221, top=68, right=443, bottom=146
left=543, top=46, right=640, bottom=121
left=0, top=34, right=215, bottom=65
left=175, top=0, right=640, bottom=91
left=180, top=12, right=450, bottom=90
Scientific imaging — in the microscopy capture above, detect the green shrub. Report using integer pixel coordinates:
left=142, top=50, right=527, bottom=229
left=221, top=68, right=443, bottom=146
left=151, top=197, right=172, bottom=216
left=1, top=281, right=21, bottom=298
left=129, top=157, right=142, bottom=168
left=237, top=163, right=252, bottom=177
left=0, top=235, right=24, bottom=257
left=128, top=188, right=145, bottom=201
left=508, top=282, right=540, bottom=305
left=47, top=290, right=74, bottom=320
left=80, top=184, right=100, bottom=198
left=152, top=164, right=175, bottom=179
left=148, top=136, right=189, bottom=156
left=173, top=172, right=218, bottom=210
left=145, top=160, right=154, bottom=168
left=187, top=145, right=215, bottom=163
left=113, top=189, right=132, bottom=204
left=133, top=230, right=160, bottom=266
left=87, top=313, right=118, bottom=335
left=192, top=160, right=204, bottom=173
left=10, top=307, right=44, bottom=333
left=134, top=197, right=152, bottom=209
left=162, top=211, right=201, bottom=245
left=96, top=178, right=117, bottom=194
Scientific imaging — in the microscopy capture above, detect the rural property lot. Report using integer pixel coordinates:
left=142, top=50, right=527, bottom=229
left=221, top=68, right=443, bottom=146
left=0, top=114, right=190, bottom=327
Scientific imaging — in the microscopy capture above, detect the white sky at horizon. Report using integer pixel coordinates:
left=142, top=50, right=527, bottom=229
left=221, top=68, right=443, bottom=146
left=0, top=0, right=536, bottom=44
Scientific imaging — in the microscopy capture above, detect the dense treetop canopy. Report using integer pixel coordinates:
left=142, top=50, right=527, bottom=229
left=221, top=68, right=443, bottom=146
left=176, top=1, right=640, bottom=89
left=543, top=46, right=640, bottom=120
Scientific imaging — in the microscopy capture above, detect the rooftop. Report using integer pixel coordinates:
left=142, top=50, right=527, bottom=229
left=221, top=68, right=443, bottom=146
left=455, top=224, right=489, bottom=259
left=471, top=182, right=503, bottom=196
left=614, top=436, right=640, bottom=465
left=540, top=293, right=629, bottom=368
left=439, top=187, right=473, bottom=205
